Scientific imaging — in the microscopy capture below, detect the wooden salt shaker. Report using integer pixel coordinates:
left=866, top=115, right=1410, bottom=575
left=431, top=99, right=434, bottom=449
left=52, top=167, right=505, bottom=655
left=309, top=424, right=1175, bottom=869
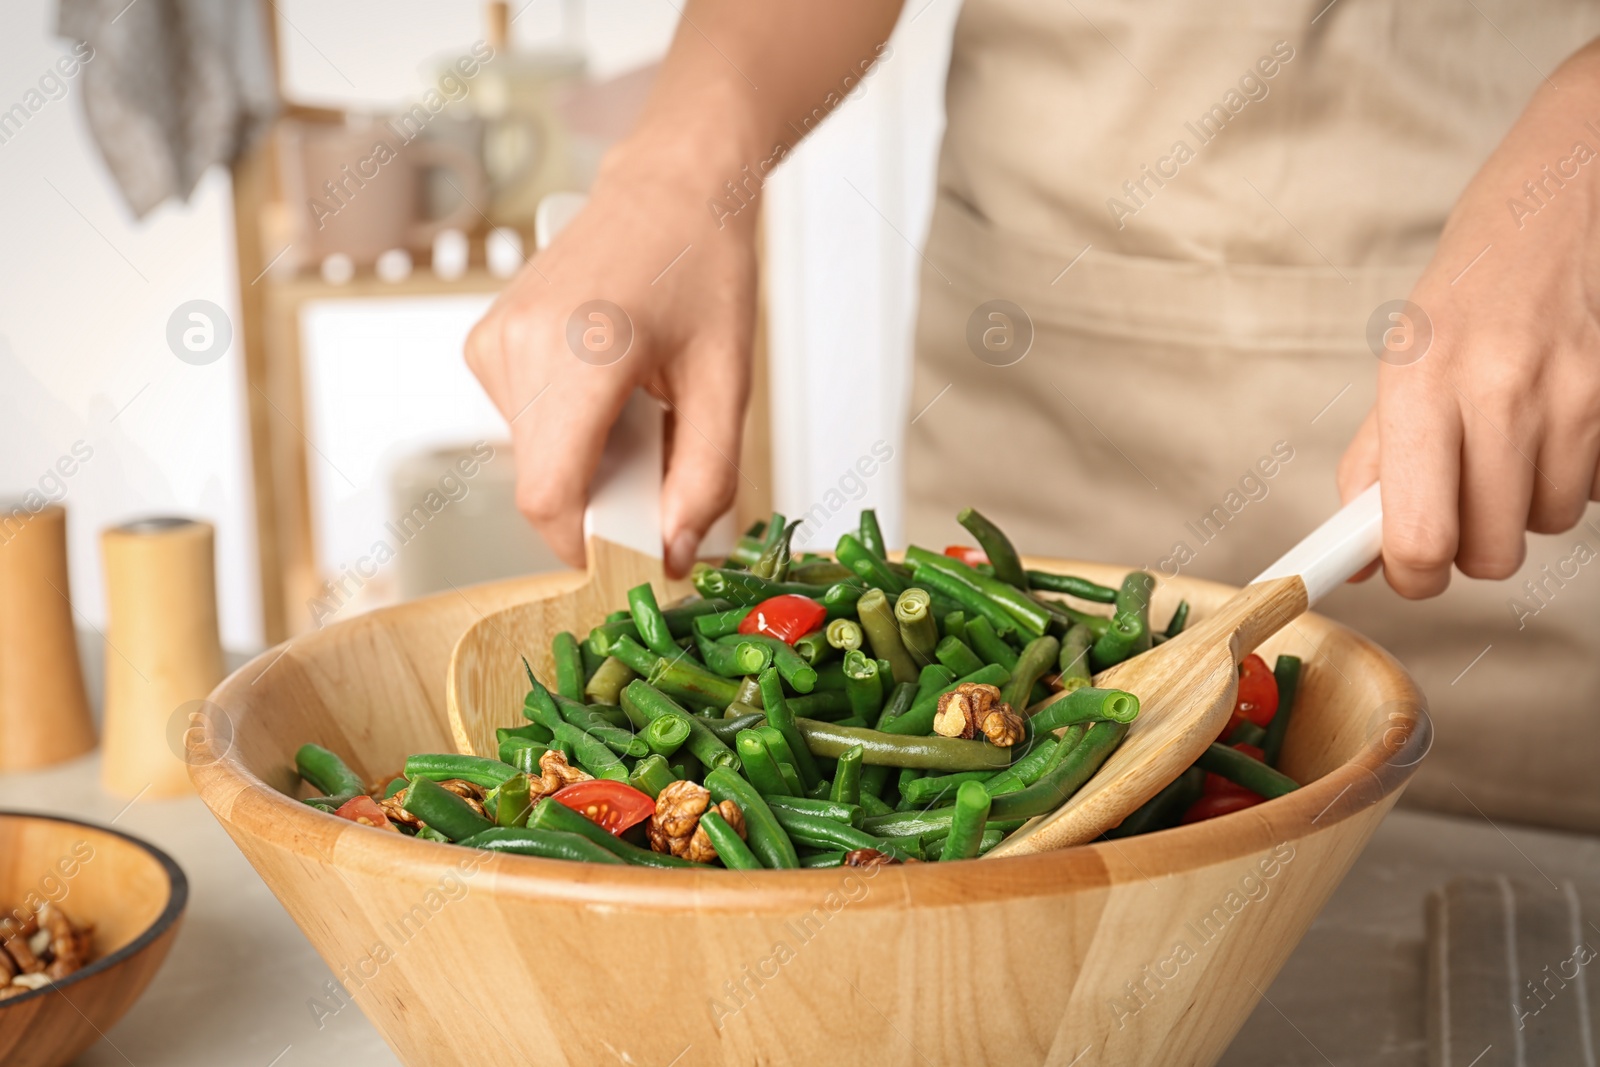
left=101, top=517, right=225, bottom=798
left=0, top=504, right=97, bottom=771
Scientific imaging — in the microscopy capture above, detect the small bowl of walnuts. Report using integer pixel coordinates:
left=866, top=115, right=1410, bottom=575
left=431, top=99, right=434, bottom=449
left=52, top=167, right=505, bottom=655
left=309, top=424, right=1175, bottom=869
left=0, top=811, right=186, bottom=1067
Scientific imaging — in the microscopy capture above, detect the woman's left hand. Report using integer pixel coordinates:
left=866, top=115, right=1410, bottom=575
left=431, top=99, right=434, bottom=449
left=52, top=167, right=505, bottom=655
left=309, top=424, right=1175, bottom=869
left=1338, top=39, right=1600, bottom=598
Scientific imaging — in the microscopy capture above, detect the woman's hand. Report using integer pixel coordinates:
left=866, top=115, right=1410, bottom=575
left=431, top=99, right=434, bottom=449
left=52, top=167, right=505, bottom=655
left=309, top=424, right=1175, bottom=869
left=1338, top=40, right=1600, bottom=597
left=466, top=138, right=759, bottom=577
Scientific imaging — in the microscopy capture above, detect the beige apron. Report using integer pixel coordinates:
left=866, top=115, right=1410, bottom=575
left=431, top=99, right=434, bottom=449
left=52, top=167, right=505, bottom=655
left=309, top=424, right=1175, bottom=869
left=909, top=0, right=1600, bottom=830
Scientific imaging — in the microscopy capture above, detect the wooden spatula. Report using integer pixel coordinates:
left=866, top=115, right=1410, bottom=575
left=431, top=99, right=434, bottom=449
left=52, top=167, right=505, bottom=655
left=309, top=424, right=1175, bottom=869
left=987, top=484, right=1384, bottom=857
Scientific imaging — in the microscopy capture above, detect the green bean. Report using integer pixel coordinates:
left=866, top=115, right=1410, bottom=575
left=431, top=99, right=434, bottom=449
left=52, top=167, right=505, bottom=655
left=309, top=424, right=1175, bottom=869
left=914, top=663, right=958, bottom=704
left=894, top=587, right=940, bottom=666
left=977, top=735, right=1061, bottom=796
left=859, top=508, right=887, bottom=557
left=769, top=807, right=909, bottom=859
left=660, top=597, right=735, bottom=638
left=583, top=656, right=638, bottom=705
left=734, top=730, right=793, bottom=796
left=905, top=562, right=1018, bottom=640
left=1058, top=624, right=1094, bottom=692
left=548, top=722, right=628, bottom=780
left=1108, top=766, right=1205, bottom=838
left=792, top=630, right=835, bottom=666
left=580, top=640, right=604, bottom=684
left=1002, top=634, right=1060, bottom=713
left=787, top=690, right=853, bottom=720
left=552, top=694, right=647, bottom=757
left=765, top=793, right=862, bottom=828
left=1032, top=597, right=1113, bottom=638
left=501, top=738, right=547, bottom=774
left=857, top=587, right=919, bottom=684
left=900, top=769, right=997, bottom=809
left=728, top=633, right=818, bottom=693
left=693, top=810, right=758, bottom=870
left=402, top=753, right=520, bottom=789
left=550, top=631, right=585, bottom=701
left=649, top=655, right=743, bottom=707
left=459, top=824, right=632, bottom=866
left=837, top=532, right=908, bottom=595
left=694, top=605, right=754, bottom=639
left=757, top=511, right=785, bottom=555
left=943, top=610, right=967, bottom=644
left=841, top=651, right=884, bottom=721
left=988, top=721, right=1129, bottom=822
left=798, top=851, right=846, bottom=868
left=382, top=775, right=409, bottom=799
left=644, top=711, right=692, bottom=758
left=757, top=725, right=807, bottom=786
left=607, top=633, right=662, bottom=678
left=806, top=777, right=833, bottom=800
left=1116, top=571, right=1155, bottom=646
left=628, top=754, right=677, bottom=799
left=1197, top=742, right=1300, bottom=798
left=1029, top=686, right=1140, bottom=732
left=1089, top=612, right=1149, bottom=671
left=733, top=676, right=763, bottom=709
left=896, top=767, right=923, bottom=808
left=796, top=718, right=1013, bottom=771
left=702, top=712, right=766, bottom=743
left=751, top=519, right=802, bottom=581
left=516, top=800, right=687, bottom=867
left=790, top=560, right=855, bottom=585
left=829, top=744, right=864, bottom=807
left=904, top=545, right=1048, bottom=637
left=939, top=781, right=993, bottom=861
left=295, top=744, right=366, bottom=802
left=403, top=776, right=493, bottom=841
left=493, top=773, right=533, bottom=827
left=1164, top=600, right=1191, bottom=638
left=705, top=768, right=800, bottom=869
left=934, top=635, right=986, bottom=678
left=964, top=616, right=1019, bottom=671
left=821, top=580, right=866, bottom=620
left=626, top=583, right=678, bottom=658
left=882, top=663, right=1012, bottom=737
left=1024, top=570, right=1118, bottom=603
left=1228, top=720, right=1268, bottom=747
left=859, top=793, right=894, bottom=819
left=1263, top=654, right=1302, bottom=767
left=622, top=681, right=740, bottom=773
left=692, top=565, right=832, bottom=606
left=758, top=666, right=822, bottom=787
left=695, top=632, right=771, bottom=677
left=495, top=722, right=550, bottom=750
left=957, top=508, right=1026, bottom=588
left=826, top=618, right=864, bottom=651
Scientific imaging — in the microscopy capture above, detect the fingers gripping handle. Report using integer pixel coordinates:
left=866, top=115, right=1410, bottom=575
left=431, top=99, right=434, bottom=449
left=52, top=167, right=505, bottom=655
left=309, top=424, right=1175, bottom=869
left=1252, top=483, right=1383, bottom=605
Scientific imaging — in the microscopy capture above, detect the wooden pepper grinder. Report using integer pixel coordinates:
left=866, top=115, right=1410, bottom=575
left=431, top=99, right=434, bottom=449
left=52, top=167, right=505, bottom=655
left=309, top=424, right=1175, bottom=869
left=0, top=504, right=97, bottom=771
left=101, top=517, right=225, bottom=798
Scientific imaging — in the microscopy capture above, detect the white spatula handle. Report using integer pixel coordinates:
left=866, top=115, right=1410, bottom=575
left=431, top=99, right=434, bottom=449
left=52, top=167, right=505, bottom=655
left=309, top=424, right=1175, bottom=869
left=1251, top=483, right=1383, bottom=605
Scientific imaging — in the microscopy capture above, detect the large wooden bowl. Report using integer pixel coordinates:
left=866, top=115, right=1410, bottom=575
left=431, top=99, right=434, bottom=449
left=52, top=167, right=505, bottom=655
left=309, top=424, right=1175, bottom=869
left=191, top=559, right=1427, bottom=1067
left=0, top=812, right=187, bottom=1067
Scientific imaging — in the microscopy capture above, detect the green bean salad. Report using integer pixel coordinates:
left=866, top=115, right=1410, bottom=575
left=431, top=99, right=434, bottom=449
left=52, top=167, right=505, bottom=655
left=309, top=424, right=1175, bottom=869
left=291, top=507, right=1303, bottom=869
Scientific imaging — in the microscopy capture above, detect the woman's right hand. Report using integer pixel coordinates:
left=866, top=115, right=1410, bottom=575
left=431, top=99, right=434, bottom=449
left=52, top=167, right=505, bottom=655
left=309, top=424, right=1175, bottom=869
left=466, top=136, right=760, bottom=577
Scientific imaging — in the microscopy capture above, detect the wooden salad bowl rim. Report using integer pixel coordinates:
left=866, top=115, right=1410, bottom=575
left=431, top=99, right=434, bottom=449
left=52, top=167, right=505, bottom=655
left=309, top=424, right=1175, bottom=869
left=193, top=563, right=1428, bottom=914
left=0, top=811, right=188, bottom=1010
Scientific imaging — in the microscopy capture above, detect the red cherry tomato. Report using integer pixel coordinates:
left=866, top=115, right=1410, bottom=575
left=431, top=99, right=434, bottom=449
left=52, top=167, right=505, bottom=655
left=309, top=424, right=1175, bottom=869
left=1220, top=654, right=1279, bottom=738
left=737, top=594, right=827, bottom=645
left=1181, top=792, right=1265, bottom=824
left=551, top=780, right=656, bottom=835
left=334, top=795, right=394, bottom=831
left=944, top=545, right=990, bottom=567
left=1203, top=743, right=1267, bottom=798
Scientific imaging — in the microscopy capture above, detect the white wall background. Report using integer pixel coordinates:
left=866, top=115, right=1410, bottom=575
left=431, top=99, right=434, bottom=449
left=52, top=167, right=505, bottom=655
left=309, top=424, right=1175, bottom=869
left=0, top=0, right=956, bottom=651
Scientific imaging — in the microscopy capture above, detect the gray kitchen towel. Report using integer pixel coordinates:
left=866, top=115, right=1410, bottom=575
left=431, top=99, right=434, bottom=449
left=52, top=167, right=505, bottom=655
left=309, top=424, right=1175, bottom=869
left=1427, top=876, right=1600, bottom=1067
left=57, top=0, right=277, bottom=217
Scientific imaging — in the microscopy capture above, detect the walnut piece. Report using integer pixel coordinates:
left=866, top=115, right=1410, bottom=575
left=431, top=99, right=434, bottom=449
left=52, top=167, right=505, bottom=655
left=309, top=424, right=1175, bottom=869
left=534, top=750, right=592, bottom=797
left=843, top=848, right=902, bottom=869
left=647, top=780, right=746, bottom=863
left=934, top=682, right=1020, bottom=743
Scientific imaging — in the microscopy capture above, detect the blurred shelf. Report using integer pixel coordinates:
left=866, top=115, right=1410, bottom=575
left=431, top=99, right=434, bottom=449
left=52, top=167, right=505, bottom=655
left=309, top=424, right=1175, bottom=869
left=263, top=265, right=508, bottom=302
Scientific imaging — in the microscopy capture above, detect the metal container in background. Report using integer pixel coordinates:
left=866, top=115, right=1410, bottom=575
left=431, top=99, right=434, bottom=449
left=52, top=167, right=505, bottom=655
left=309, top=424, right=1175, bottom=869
left=390, top=442, right=561, bottom=600
left=0, top=503, right=96, bottom=772
left=100, top=517, right=225, bottom=798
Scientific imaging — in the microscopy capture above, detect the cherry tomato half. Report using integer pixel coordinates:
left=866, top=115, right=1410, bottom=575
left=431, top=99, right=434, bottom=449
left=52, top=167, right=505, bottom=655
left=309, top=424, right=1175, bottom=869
left=738, top=594, right=827, bottom=645
left=551, top=780, right=655, bottom=835
left=944, top=545, right=990, bottom=567
left=1203, top=743, right=1267, bottom=799
left=1220, top=653, right=1279, bottom=738
left=334, top=794, right=395, bottom=831
left=1181, top=792, right=1264, bottom=824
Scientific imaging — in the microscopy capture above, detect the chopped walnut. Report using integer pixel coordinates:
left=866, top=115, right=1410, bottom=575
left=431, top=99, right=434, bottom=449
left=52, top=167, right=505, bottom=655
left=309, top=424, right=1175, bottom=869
left=3, top=928, right=40, bottom=974
left=646, top=780, right=746, bottom=863
left=535, top=750, right=592, bottom=795
left=0, top=901, right=90, bottom=993
left=380, top=791, right=422, bottom=829
left=843, top=848, right=902, bottom=869
left=979, top=705, right=1026, bottom=746
left=934, top=683, right=1003, bottom=738
left=437, top=779, right=488, bottom=818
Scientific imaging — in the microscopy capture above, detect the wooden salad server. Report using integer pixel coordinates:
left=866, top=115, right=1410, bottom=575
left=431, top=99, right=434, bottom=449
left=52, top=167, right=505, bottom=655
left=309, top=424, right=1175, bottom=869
left=989, top=483, right=1385, bottom=857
